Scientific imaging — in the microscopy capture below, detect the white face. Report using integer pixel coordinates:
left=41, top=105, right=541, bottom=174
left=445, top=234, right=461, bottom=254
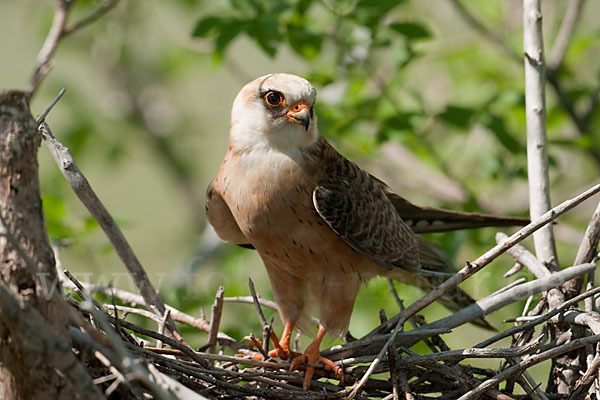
left=229, top=73, right=319, bottom=153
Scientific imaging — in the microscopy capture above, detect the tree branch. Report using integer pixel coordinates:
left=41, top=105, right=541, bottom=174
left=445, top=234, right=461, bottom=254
left=372, top=183, right=600, bottom=335
left=40, top=122, right=184, bottom=343
left=523, top=0, right=558, bottom=269
left=547, top=0, right=586, bottom=71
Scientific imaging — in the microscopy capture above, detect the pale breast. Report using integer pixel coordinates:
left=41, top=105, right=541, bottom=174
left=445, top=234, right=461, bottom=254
left=218, top=147, right=379, bottom=281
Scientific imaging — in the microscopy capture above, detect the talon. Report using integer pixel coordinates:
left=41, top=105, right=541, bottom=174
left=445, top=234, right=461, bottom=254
left=290, top=326, right=343, bottom=391
left=242, top=335, right=263, bottom=349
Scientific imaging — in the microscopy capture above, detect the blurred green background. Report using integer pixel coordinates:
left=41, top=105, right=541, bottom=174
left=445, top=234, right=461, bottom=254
left=2, top=0, right=600, bottom=389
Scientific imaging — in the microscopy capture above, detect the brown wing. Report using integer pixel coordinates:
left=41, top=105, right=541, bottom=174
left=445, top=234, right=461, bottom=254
left=205, top=180, right=253, bottom=249
left=312, top=153, right=420, bottom=272
left=370, top=175, right=528, bottom=233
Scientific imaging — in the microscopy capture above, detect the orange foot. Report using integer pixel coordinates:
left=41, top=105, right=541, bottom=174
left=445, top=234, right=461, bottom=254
left=289, top=326, right=344, bottom=391
left=244, top=321, right=300, bottom=360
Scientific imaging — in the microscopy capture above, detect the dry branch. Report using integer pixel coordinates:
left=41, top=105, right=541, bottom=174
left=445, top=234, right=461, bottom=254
left=523, top=0, right=557, bottom=269
left=40, top=122, right=183, bottom=342
left=374, top=182, right=600, bottom=335
left=0, top=282, right=102, bottom=399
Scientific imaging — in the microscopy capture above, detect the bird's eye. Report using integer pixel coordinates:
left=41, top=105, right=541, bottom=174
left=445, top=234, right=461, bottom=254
left=265, top=91, right=282, bottom=106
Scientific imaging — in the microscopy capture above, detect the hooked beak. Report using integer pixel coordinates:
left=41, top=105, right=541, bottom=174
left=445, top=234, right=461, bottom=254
left=286, top=102, right=311, bottom=131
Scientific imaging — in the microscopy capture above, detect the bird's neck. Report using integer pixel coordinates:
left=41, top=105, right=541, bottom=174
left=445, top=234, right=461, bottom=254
left=228, top=122, right=320, bottom=157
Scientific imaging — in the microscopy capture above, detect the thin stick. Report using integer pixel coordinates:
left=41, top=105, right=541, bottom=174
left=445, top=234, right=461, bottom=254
left=396, top=334, right=544, bottom=367
left=225, top=295, right=278, bottom=310
left=27, top=1, right=72, bottom=96
left=458, top=334, right=600, bottom=400
left=62, top=0, right=120, bottom=36
left=0, top=281, right=103, bottom=399
left=565, top=199, right=600, bottom=297
left=225, top=295, right=320, bottom=326
left=448, top=0, right=521, bottom=63
left=547, top=0, right=586, bottom=70
left=248, top=278, right=268, bottom=328
left=523, top=0, right=558, bottom=269
left=348, top=317, right=405, bottom=399
left=475, top=284, right=600, bottom=349
left=36, top=88, right=65, bottom=127
left=40, top=123, right=183, bottom=343
left=568, top=351, right=600, bottom=399
left=496, top=233, right=550, bottom=279
left=373, top=183, right=600, bottom=335
left=207, top=286, right=225, bottom=355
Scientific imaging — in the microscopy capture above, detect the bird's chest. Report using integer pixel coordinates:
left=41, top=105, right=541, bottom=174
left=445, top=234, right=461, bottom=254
left=220, top=149, right=320, bottom=242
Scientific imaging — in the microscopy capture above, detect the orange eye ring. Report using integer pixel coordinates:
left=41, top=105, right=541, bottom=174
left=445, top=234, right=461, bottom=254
left=265, top=91, right=283, bottom=106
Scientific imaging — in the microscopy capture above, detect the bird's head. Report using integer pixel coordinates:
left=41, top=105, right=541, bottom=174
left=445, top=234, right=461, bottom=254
left=229, top=73, right=318, bottom=153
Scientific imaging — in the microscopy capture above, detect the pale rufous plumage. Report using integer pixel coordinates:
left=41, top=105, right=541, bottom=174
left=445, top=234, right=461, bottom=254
left=206, top=73, right=527, bottom=390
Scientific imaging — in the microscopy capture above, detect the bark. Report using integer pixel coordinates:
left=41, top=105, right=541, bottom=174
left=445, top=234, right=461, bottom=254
left=0, top=90, right=78, bottom=398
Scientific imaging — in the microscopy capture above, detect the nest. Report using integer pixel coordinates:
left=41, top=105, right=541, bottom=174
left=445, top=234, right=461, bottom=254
left=62, top=221, right=600, bottom=400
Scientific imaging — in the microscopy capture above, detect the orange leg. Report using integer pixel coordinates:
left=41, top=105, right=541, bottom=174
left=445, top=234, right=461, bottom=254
left=268, top=321, right=299, bottom=360
left=244, top=322, right=300, bottom=360
left=289, top=326, right=344, bottom=391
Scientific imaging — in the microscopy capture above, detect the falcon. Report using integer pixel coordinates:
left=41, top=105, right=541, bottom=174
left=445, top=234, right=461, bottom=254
left=206, top=73, right=526, bottom=390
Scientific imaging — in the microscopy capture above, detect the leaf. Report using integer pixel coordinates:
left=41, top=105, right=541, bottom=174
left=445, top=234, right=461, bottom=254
left=191, top=16, right=228, bottom=37
left=353, top=0, right=406, bottom=28
left=214, top=19, right=250, bottom=57
left=437, top=105, right=477, bottom=129
left=247, top=18, right=281, bottom=57
left=287, top=24, right=323, bottom=60
left=377, top=113, right=416, bottom=142
left=479, top=112, right=524, bottom=154
left=229, top=0, right=262, bottom=16
left=389, top=22, right=431, bottom=40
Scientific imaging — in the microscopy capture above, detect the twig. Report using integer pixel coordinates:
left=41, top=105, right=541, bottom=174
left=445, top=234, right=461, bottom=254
left=40, top=122, right=184, bottom=343
left=225, top=295, right=320, bottom=326
left=156, top=309, right=171, bottom=349
left=248, top=333, right=270, bottom=360
left=547, top=0, right=586, bottom=71
left=397, top=369, right=415, bottom=400
left=396, top=334, right=544, bottom=367
left=144, top=347, right=286, bottom=370
left=523, top=0, right=558, bottom=270
left=147, top=363, right=211, bottom=400
left=497, top=231, right=566, bottom=310
left=458, top=334, right=600, bottom=400
left=387, top=341, right=400, bottom=400
left=568, top=351, right=600, bottom=399
left=36, top=88, right=65, bottom=127
left=207, top=286, right=225, bottom=355
left=565, top=199, right=600, bottom=297
left=450, top=0, right=600, bottom=168
left=348, top=317, right=405, bottom=399
left=26, top=0, right=119, bottom=97
left=0, top=281, right=103, bottom=399
left=448, top=0, right=521, bottom=64
left=27, top=1, right=73, bottom=97
left=225, top=295, right=279, bottom=310
left=62, top=0, right=120, bottom=36
left=496, top=232, right=551, bottom=279
left=503, top=262, right=523, bottom=278
left=104, top=303, right=161, bottom=322
left=248, top=278, right=268, bottom=328
left=475, top=284, right=600, bottom=349
left=69, top=325, right=174, bottom=400
left=373, top=183, right=600, bottom=335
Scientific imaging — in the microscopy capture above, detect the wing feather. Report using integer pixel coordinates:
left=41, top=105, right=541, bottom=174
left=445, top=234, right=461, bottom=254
left=312, top=153, right=420, bottom=272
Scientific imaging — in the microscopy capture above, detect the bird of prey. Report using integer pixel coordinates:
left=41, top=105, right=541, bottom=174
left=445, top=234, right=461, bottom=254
left=206, top=73, right=526, bottom=390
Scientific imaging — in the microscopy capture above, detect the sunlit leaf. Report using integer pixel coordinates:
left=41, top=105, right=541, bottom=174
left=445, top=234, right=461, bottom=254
left=389, top=22, right=431, bottom=40
left=437, top=105, right=477, bottom=129
left=479, top=112, right=524, bottom=153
